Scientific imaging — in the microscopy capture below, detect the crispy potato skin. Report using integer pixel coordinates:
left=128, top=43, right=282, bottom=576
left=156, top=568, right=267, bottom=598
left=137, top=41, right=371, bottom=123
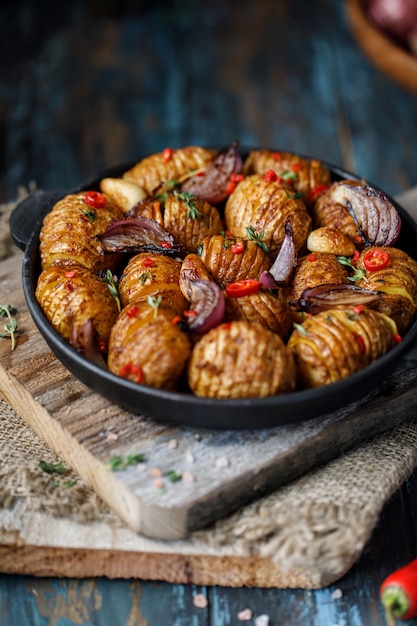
left=118, top=252, right=188, bottom=315
left=243, top=149, right=331, bottom=205
left=225, top=290, right=293, bottom=341
left=224, top=174, right=312, bottom=255
left=198, top=234, right=271, bottom=284
left=311, top=181, right=361, bottom=242
left=356, top=246, right=417, bottom=334
left=122, top=146, right=215, bottom=195
left=108, top=302, right=191, bottom=390
left=179, top=254, right=214, bottom=300
left=35, top=265, right=119, bottom=344
left=163, top=193, right=224, bottom=253
left=287, top=308, right=397, bottom=388
left=39, top=193, right=123, bottom=273
left=284, top=252, right=349, bottom=321
left=187, top=321, right=296, bottom=398
left=307, top=227, right=356, bottom=256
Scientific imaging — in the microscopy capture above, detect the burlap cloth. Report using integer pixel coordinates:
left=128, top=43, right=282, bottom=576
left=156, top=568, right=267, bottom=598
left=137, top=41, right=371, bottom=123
left=1, top=188, right=417, bottom=588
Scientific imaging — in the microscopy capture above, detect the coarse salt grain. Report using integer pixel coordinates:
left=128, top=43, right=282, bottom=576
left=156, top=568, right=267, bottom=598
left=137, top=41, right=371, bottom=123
left=331, top=589, right=343, bottom=600
left=193, top=594, right=208, bottom=609
left=237, top=608, right=252, bottom=621
left=255, top=616, right=269, bottom=626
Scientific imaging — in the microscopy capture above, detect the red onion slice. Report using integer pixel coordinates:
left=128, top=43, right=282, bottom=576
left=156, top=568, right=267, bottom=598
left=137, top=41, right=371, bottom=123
left=97, top=217, right=178, bottom=254
left=70, top=319, right=107, bottom=368
left=181, top=141, right=243, bottom=205
left=268, top=219, right=297, bottom=286
left=291, top=283, right=382, bottom=315
left=186, top=280, right=225, bottom=334
left=330, top=181, right=401, bottom=246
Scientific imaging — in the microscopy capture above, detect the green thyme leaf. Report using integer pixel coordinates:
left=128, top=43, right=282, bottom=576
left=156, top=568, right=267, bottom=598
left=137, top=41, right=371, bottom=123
left=148, top=295, right=162, bottom=318
left=173, top=190, right=201, bottom=219
left=165, top=470, right=182, bottom=483
left=281, top=170, right=298, bottom=182
left=102, top=270, right=121, bottom=312
left=107, top=452, right=145, bottom=471
left=39, top=460, right=69, bottom=475
left=293, top=322, right=307, bottom=335
left=0, top=304, right=17, bottom=350
left=246, top=226, right=269, bottom=254
left=337, top=256, right=366, bottom=282
left=81, top=208, right=97, bottom=222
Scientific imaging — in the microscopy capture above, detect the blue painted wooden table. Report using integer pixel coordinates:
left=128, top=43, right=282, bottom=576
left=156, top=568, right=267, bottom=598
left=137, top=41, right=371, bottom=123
left=1, top=0, right=417, bottom=624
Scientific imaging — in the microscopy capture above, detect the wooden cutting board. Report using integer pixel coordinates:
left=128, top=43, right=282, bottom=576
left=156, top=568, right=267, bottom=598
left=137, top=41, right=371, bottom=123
left=2, top=248, right=417, bottom=541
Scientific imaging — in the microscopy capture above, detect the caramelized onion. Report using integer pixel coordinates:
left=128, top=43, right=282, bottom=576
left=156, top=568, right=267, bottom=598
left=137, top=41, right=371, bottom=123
left=180, top=141, right=243, bottom=205
left=186, top=279, right=225, bottom=334
left=268, top=219, right=297, bottom=286
left=291, top=283, right=382, bottom=314
left=97, top=217, right=180, bottom=255
left=70, top=319, right=107, bottom=368
left=330, top=181, right=401, bottom=246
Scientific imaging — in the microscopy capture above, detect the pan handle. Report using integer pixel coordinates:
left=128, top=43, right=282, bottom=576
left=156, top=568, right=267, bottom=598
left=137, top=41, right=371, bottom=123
left=9, top=189, right=67, bottom=252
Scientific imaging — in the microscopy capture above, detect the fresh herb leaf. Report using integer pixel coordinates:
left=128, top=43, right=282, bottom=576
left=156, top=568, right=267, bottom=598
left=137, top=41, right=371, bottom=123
left=246, top=226, right=269, bottom=254
left=139, top=270, right=153, bottom=285
left=0, top=304, right=17, bottom=350
left=39, top=460, right=69, bottom=475
left=81, top=208, right=97, bottom=222
left=173, top=190, right=201, bottom=219
left=148, top=295, right=162, bottom=317
left=107, top=452, right=145, bottom=471
left=293, top=322, right=307, bottom=335
left=281, top=170, right=298, bottom=182
left=337, top=256, right=366, bottom=282
left=165, top=470, right=182, bottom=483
left=102, top=270, right=121, bottom=312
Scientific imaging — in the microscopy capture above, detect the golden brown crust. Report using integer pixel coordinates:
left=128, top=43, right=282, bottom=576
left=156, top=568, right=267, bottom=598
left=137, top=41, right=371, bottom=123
left=39, top=193, right=123, bottom=273
left=35, top=265, right=119, bottom=344
left=118, top=252, right=188, bottom=315
left=187, top=321, right=296, bottom=398
left=198, top=234, right=271, bottom=285
left=307, top=227, right=356, bottom=256
left=122, top=147, right=216, bottom=195
left=162, top=193, right=223, bottom=254
left=311, top=180, right=362, bottom=242
left=243, top=150, right=331, bottom=205
left=107, top=302, right=191, bottom=390
left=284, top=252, right=349, bottom=307
left=287, top=308, right=397, bottom=388
left=356, top=246, right=417, bottom=334
left=224, top=174, right=312, bottom=255
left=225, top=290, right=293, bottom=341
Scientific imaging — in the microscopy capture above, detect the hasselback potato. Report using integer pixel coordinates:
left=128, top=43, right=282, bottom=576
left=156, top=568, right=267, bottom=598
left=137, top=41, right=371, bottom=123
left=243, top=149, right=331, bottom=205
left=107, top=301, right=191, bottom=390
left=122, top=146, right=216, bottom=195
left=288, top=307, right=398, bottom=388
left=118, top=252, right=188, bottom=315
left=39, top=192, right=123, bottom=273
left=224, top=290, right=293, bottom=341
left=187, top=321, right=296, bottom=398
left=356, top=246, right=417, bottom=334
left=35, top=264, right=119, bottom=344
left=224, top=174, right=312, bottom=255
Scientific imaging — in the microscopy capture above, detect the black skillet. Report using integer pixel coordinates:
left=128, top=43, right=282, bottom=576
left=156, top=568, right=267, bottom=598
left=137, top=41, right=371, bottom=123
left=9, top=154, right=417, bottom=429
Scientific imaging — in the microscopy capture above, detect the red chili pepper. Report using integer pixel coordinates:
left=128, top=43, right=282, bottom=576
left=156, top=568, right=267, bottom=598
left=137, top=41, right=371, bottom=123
left=162, top=147, right=173, bottom=163
left=225, top=279, right=260, bottom=298
left=66, top=283, right=74, bottom=291
left=119, top=363, right=143, bottom=383
left=271, top=152, right=282, bottom=160
left=263, top=169, right=278, bottom=182
left=308, top=184, right=330, bottom=202
left=171, top=315, right=182, bottom=325
left=354, top=333, right=366, bottom=354
left=363, top=249, right=390, bottom=271
left=351, top=250, right=360, bottom=264
left=230, top=241, right=245, bottom=254
left=380, top=557, right=417, bottom=620
left=65, top=270, right=77, bottom=278
left=183, top=309, right=198, bottom=317
left=394, top=333, right=402, bottom=343
left=142, top=257, right=155, bottom=268
left=160, top=241, right=173, bottom=249
left=126, top=305, right=139, bottom=318
left=308, top=253, right=317, bottom=262
left=292, top=163, right=302, bottom=172
left=225, top=181, right=237, bottom=195
left=85, top=190, right=107, bottom=208
left=353, top=304, right=365, bottom=315
left=230, top=173, right=245, bottom=183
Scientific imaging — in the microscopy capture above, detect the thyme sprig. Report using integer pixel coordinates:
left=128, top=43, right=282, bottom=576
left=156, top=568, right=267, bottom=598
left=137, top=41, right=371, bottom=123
left=107, top=452, right=146, bottom=471
left=337, top=256, right=366, bottom=282
left=148, top=295, right=162, bottom=318
left=103, top=270, right=121, bottom=312
left=246, top=226, right=269, bottom=254
left=0, top=304, right=17, bottom=350
left=173, top=190, right=201, bottom=219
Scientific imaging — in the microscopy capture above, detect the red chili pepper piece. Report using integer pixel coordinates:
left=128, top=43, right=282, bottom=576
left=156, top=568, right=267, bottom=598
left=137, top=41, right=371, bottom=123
left=159, top=241, right=173, bottom=249
left=354, top=333, right=366, bottom=354
left=119, top=363, right=143, bottom=383
left=380, top=557, right=417, bottom=620
left=271, top=152, right=282, bottom=161
left=171, top=315, right=182, bottom=325
left=85, top=190, right=107, bottom=208
left=126, top=305, right=140, bottom=318
left=308, top=184, right=330, bottom=202
left=292, top=163, right=302, bottom=172
left=351, top=250, right=360, bottom=264
left=142, top=257, right=154, bottom=268
left=230, top=241, right=245, bottom=254
left=263, top=169, right=278, bottom=182
left=162, top=147, right=173, bottom=163
left=183, top=309, right=198, bottom=318
left=363, top=249, right=390, bottom=271
left=353, top=304, right=365, bottom=315
left=308, top=253, right=317, bottom=262
left=225, top=279, right=260, bottom=298
left=225, top=181, right=236, bottom=195
left=230, top=173, right=245, bottom=183
left=394, top=333, right=402, bottom=343
left=65, top=270, right=77, bottom=278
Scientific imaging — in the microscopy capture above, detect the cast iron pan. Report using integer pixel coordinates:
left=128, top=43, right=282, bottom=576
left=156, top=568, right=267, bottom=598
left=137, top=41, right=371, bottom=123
left=9, top=154, right=417, bottom=429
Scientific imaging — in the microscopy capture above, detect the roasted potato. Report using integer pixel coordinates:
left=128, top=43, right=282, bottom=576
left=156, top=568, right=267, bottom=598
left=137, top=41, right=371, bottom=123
left=35, top=264, right=119, bottom=344
left=311, top=180, right=363, bottom=243
left=187, top=321, right=296, bottom=398
left=224, top=290, right=293, bottom=341
left=39, top=192, right=123, bottom=273
left=307, top=227, right=356, bottom=256
left=107, top=301, right=191, bottom=390
left=243, top=149, right=331, bottom=206
left=288, top=307, right=398, bottom=388
left=224, top=174, right=312, bottom=255
left=198, top=233, right=271, bottom=285
left=118, top=252, right=188, bottom=315
left=122, top=146, right=216, bottom=195
left=356, top=246, right=417, bottom=334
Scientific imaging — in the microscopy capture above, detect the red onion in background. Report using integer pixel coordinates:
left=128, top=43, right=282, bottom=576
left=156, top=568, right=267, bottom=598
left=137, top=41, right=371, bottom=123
left=367, top=0, right=417, bottom=47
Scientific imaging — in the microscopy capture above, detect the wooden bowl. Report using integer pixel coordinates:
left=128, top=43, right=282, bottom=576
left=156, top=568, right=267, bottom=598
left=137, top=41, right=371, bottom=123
left=345, top=0, right=417, bottom=94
